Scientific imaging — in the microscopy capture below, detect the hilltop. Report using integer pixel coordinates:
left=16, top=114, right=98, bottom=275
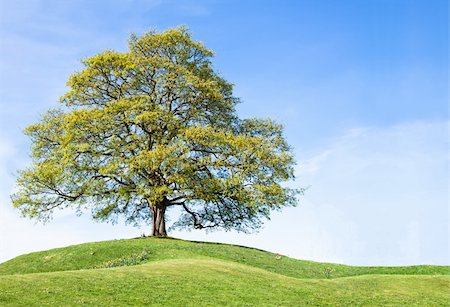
left=0, top=237, right=449, bottom=306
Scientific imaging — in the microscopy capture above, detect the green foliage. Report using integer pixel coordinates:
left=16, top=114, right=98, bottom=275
left=93, top=250, right=150, bottom=269
left=0, top=239, right=448, bottom=306
left=12, top=27, right=299, bottom=234
left=324, top=267, right=335, bottom=279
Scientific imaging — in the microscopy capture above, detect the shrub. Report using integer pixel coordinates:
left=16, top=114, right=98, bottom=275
left=93, top=250, right=150, bottom=269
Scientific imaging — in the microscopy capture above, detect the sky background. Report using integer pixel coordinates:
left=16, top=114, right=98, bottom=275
left=0, top=0, right=448, bottom=265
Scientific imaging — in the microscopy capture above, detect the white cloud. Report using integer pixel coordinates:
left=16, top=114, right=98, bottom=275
left=176, top=120, right=449, bottom=265
left=300, top=150, right=332, bottom=175
left=292, top=120, right=449, bottom=265
left=175, top=1, right=211, bottom=16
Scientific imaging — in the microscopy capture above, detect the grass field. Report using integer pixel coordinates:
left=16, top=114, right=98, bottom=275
left=0, top=237, right=449, bottom=306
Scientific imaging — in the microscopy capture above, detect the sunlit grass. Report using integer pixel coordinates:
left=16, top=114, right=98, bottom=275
left=0, top=238, right=448, bottom=306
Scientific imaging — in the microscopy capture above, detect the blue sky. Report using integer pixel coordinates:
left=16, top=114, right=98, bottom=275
left=0, top=0, right=448, bottom=265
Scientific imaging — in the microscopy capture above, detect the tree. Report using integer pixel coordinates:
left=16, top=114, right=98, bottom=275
left=12, top=27, right=299, bottom=236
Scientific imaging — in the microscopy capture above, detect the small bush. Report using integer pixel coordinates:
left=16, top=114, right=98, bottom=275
left=94, top=250, right=150, bottom=269
left=324, top=267, right=335, bottom=279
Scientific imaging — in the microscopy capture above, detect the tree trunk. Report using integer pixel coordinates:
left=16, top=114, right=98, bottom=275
left=151, top=204, right=167, bottom=237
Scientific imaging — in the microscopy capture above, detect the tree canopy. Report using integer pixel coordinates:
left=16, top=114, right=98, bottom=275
left=12, top=27, right=299, bottom=236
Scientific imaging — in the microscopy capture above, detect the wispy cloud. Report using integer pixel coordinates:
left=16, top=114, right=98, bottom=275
left=175, top=120, right=449, bottom=265
left=175, top=1, right=211, bottom=16
left=293, top=120, right=449, bottom=265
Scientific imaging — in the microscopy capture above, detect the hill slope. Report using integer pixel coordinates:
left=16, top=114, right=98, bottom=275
left=0, top=238, right=449, bottom=306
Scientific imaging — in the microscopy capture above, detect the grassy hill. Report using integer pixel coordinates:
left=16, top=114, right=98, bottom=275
left=0, top=237, right=448, bottom=306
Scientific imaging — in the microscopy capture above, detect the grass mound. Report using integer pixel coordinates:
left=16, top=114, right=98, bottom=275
left=1, top=237, right=448, bottom=278
left=0, top=238, right=448, bottom=306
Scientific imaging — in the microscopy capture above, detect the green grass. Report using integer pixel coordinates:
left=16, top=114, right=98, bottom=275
left=0, top=237, right=449, bottom=306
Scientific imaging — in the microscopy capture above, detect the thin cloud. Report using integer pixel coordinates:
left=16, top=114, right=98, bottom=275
left=293, top=120, right=449, bottom=265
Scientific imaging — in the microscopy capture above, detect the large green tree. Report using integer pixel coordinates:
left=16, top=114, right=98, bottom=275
left=12, top=28, right=298, bottom=236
